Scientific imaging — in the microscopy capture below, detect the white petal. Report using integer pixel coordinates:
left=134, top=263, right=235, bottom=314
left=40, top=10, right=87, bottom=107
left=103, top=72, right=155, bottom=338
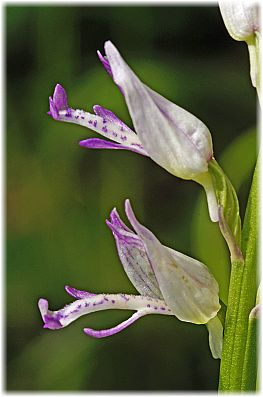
left=219, top=1, right=259, bottom=41
left=125, top=200, right=220, bottom=324
left=105, top=41, right=212, bottom=180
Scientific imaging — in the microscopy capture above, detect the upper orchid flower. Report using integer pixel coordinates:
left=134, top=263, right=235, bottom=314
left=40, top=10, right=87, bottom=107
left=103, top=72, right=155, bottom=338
left=47, top=41, right=218, bottom=222
left=219, top=1, right=260, bottom=90
left=219, top=0, right=259, bottom=42
left=38, top=200, right=222, bottom=358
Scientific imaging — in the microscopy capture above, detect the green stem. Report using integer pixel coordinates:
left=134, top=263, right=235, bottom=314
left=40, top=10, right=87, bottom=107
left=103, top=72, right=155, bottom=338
left=218, top=258, right=244, bottom=390
left=241, top=305, right=259, bottom=391
left=219, top=161, right=258, bottom=391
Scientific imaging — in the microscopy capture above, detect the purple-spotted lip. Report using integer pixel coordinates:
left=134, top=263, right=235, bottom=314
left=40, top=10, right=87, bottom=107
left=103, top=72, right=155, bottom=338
left=38, top=288, right=173, bottom=338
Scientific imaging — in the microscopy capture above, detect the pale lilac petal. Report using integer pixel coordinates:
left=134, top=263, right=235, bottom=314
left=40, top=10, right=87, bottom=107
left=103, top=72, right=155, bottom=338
left=106, top=219, right=142, bottom=246
left=106, top=211, right=162, bottom=299
left=125, top=199, right=220, bottom=324
left=110, top=207, right=133, bottom=233
left=104, top=41, right=212, bottom=180
left=144, top=87, right=213, bottom=162
left=38, top=298, right=49, bottom=321
left=65, top=285, right=97, bottom=299
left=83, top=309, right=150, bottom=338
left=97, top=51, right=124, bottom=95
left=79, top=138, right=147, bottom=156
left=97, top=50, right=113, bottom=77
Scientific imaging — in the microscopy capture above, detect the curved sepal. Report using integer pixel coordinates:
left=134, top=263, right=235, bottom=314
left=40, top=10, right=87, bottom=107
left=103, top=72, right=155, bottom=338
left=206, top=315, right=223, bottom=359
left=125, top=200, right=221, bottom=324
left=208, top=159, right=242, bottom=261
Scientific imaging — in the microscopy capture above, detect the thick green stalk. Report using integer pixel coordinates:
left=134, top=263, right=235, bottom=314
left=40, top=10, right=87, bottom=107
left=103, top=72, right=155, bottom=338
left=219, top=161, right=258, bottom=391
left=241, top=305, right=259, bottom=391
left=218, top=258, right=245, bottom=390
left=238, top=162, right=258, bottom=390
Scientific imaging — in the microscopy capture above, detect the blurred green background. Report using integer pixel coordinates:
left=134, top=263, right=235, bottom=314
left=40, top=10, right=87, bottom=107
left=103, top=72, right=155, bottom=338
left=6, top=5, right=257, bottom=391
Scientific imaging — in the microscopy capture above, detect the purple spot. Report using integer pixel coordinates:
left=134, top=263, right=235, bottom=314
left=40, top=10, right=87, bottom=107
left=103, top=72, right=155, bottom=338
left=103, top=118, right=107, bottom=124
left=161, top=307, right=166, bottom=311
left=43, top=315, right=62, bottom=330
left=81, top=116, right=85, bottom=119
left=120, top=127, right=124, bottom=132
left=85, top=302, right=89, bottom=307
left=75, top=115, right=79, bottom=119
left=93, top=120, right=97, bottom=127
left=65, top=108, right=72, bottom=118
left=93, top=302, right=97, bottom=306
left=131, top=143, right=143, bottom=148
left=147, top=304, right=151, bottom=308
left=112, top=132, right=118, bottom=137
left=104, top=297, right=109, bottom=301
left=102, top=126, right=108, bottom=133
left=120, top=135, right=127, bottom=141
left=77, top=304, right=82, bottom=309
left=88, top=120, right=93, bottom=124
left=111, top=300, right=115, bottom=304
left=154, top=306, right=158, bottom=310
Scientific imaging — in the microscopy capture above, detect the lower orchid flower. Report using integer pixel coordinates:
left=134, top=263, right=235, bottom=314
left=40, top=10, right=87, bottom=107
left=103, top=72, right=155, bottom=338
left=47, top=41, right=219, bottom=222
left=38, top=200, right=223, bottom=358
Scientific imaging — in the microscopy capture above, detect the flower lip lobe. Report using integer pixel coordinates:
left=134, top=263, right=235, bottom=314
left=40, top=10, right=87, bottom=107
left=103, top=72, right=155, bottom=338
left=48, top=84, right=69, bottom=120
left=53, top=84, right=68, bottom=111
left=43, top=315, right=63, bottom=330
left=65, top=285, right=97, bottom=299
left=79, top=138, right=147, bottom=156
left=48, top=97, right=59, bottom=120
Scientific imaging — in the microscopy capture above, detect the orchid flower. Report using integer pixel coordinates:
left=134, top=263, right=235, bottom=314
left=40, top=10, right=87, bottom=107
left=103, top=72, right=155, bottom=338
left=48, top=41, right=219, bottom=222
left=38, top=199, right=222, bottom=358
left=219, top=0, right=260, bottom=90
